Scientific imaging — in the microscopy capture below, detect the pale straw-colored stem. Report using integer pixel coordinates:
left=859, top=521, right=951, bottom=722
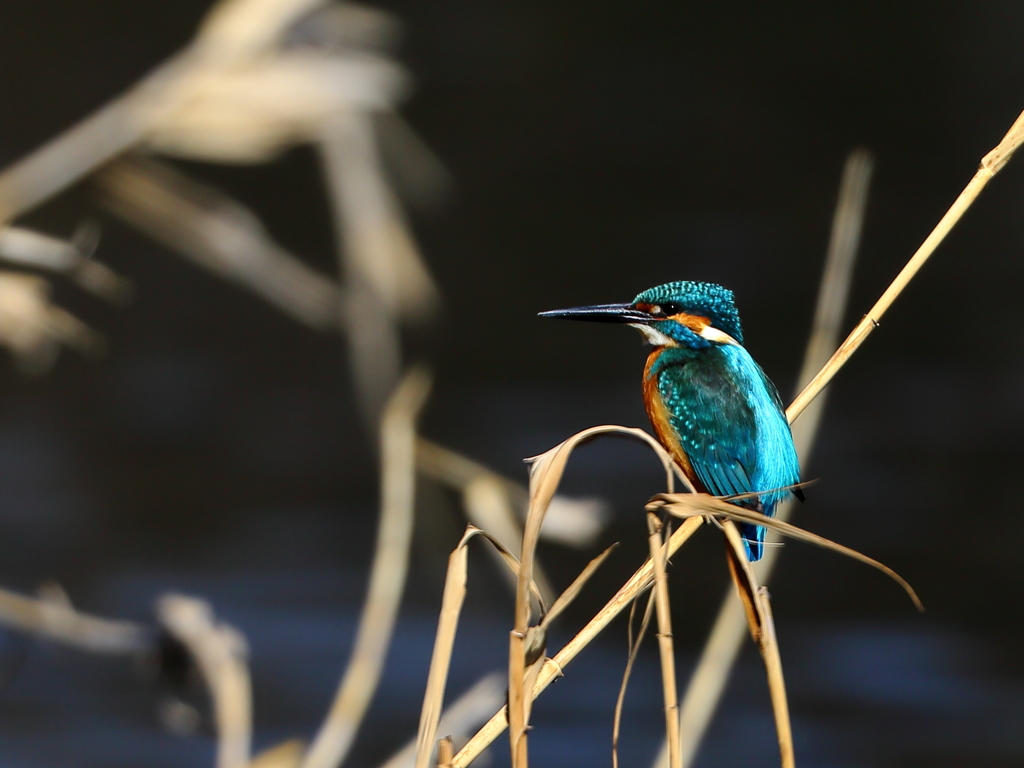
left=662, top=149, right=873, bottom=768
left=0, top=0, right=329, bottom=224
left=787, top=108, right=1024, bottom=422
left=381, top=673, right=504, bottom=768
left=319, top=115, right=402, bottom=426
left=667, top=106, right=1024, bottom=768
left=648, top=514, right=681, bottom=768
left=0, top=54, right=193, bottom=224
left=412, top=527, right=538, bottom=768
left=450, top=516, right=704, bottom=768
left=436, top=737, right=454, bottom=768
left=720, top=521, right=793, bottom=768
left=300, top=369, right=431, bottom=768
left=612, top=590, right=655, bottom=768
left=157, top=594, right=253, bottom=768
left=95, top=156, right=342, bottom=330
left=416, top=439, right=554, bottom=603
left=0, top=585, right=149, bottom=655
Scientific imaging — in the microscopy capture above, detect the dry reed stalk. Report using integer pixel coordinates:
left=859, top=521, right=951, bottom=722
left=249, top=740, right=306, bottom=768
left=319, top=113, right=437, bottom=321
left=452, top=515, right=704, bottom=767
left=0, top=0, right=330, bottom=223
left=794, top=150, right=873, bottom=396
left=417, top=438, right=605, bottom=599
left=95, top=156, right=342, bottom=330
left=787, top=107, right=1024, bottom=422
left=720, top=521, right=793, bottom=768
left=416, top=442, right=531, bottom=581
left=436, top=737, right=454, bottom=768
left=508, top=425, right=687, bottom=768
left=450, top=423, right=701, bottom=768
left=414, top=527, right=479, bottom=768
left=157, top=594, right=253, bottom=768
left=647, top=492, right=922, bottom=610
left=0, top=272, right=105, bottom=374
left=668, top=108, right=1024, bottom=766
left=647, top=514, right=680, bottom=768
left=320, top=115, right=405, bottom=424
left=413, top=526, right=547, bottom=768
left=381, top=673, right=504, bottom=768
left=0, top=224, right=130, bottom=303
left=644, top=484, right=924, bottom=768
left=664, top=149, right=873, bottom=768
left=0, top=585, right=149, bottom=654
left=506, top=539, right=618, bottom=768
left=301, top=368, right=432, bottom=768
left=462, top=477, right=554, bottom=602
left=0, top=0, right=418, bottom=392
left=416, top=439, right=522, bottom=493
left=612, top=589, right=655, bottom=768
left=415, top=438, right=553, bottom=600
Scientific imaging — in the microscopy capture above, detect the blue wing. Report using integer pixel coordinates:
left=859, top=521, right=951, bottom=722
left=653, top=346, right=798, bottom=560
left=655, top=352, right=758, bottom=499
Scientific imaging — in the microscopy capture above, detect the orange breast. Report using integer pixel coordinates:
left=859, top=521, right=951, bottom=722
left=642, top=349, right=705, bottom=492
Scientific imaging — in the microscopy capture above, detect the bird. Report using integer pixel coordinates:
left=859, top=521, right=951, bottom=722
left=539, top=280, right=801, bottom=561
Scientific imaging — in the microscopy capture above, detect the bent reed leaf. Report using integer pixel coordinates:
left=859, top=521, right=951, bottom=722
left=452, top=515, right=704, bottom=768
left=506, top=425, right=699, bottom=768
left=414, top=526, right=545, bottom=768
left=721, top=521, right=794, bottom=768
left=648, top=493, right=923, bottom=611
left=540, top=543, right=618, bottom=630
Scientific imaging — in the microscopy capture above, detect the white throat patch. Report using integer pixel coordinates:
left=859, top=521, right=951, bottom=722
left=629, top=322, right=741, bottom=348
left=629, top=323, right=676, bottom=347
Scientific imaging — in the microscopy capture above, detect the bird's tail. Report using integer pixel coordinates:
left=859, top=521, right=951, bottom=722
left=739, top=522, right=765, bottom=561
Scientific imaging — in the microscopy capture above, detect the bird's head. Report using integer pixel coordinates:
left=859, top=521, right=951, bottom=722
left=539, top=280, right=744, bottom=350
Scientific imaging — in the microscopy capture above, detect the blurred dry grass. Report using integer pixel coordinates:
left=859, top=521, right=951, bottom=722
left=0, top=2, right=1021, bottom=768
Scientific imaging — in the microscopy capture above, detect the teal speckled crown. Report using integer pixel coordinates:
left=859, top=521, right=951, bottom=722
left=633, top=281, right=744, bottom=344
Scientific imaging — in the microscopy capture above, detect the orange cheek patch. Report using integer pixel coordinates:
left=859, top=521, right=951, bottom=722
left=669, top=312, right=711, bottom=334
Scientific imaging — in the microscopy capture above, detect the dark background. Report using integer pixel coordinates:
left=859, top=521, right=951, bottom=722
left=0, top=1, right=1023, bottom=766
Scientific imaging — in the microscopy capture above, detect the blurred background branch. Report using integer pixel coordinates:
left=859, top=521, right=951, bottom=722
left=0, top=1, right=1021, bottom=767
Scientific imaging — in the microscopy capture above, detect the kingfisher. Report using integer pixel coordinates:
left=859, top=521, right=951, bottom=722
left=539, top=280, right=801, bottom=561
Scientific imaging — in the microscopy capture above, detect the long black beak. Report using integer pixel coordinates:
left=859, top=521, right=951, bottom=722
left=538, top=303, right=653, bottom=324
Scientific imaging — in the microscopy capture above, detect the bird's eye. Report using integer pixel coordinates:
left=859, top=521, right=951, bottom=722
left=657, top=302, right=684, bottom=317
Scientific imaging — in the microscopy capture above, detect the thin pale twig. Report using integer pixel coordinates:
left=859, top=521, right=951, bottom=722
left=0, top=585, right=149, bottom=654
left=648, top=514, right=680, bottom=768
left=0, top=0, right=332, bottom=223
left=506, top=424, right=689, bottom=768
left=157, top=594, right=253, bottom=768
left=95, top=156, right=342, bottom=330
left=436, top=737, right=454, bottom=768
left=301, top=369, right=431, bottom=768
left=788, top=109, right=1024, bottom=422
left=461, top=477, right=554, bottom=605
left=539, top=544, right=617, bottom=630
left=381, top=673, right=504, bottom=768
left=612, top=588, right=655, bottom=768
